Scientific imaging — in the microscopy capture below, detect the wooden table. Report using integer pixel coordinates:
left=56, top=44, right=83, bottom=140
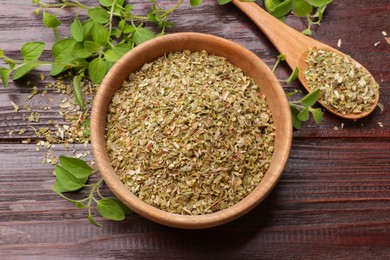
left=1, top=0, right=389, bottom=258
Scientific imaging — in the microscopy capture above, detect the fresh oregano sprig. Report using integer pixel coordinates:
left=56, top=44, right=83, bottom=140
left=288, top=89, right=322, bottom=129
left=264, top=0, right=332, bottom=35
left=273, top=54, right=323, bottom=129
left=272, top=54, right=299, bottom=84
left=0, top=0, right=201, bottom=89
left=217, top=0, right=332, bottom=35
left=53, top=156, right=132, bottom=227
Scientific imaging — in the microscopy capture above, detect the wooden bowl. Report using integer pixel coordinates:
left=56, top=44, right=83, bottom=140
left=91, top=32, right=292, bottom=229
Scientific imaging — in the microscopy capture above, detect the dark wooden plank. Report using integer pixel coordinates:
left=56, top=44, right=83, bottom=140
left=1, top=140, right=390, bottom=258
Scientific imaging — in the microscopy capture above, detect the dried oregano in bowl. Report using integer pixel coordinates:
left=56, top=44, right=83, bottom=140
left=91, top=32, right=292, bottom=228
left=106, top=50, right=275, bottom=215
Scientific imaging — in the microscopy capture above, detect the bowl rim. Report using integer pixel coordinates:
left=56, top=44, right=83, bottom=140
left=91, top=32, right=292, bottom=229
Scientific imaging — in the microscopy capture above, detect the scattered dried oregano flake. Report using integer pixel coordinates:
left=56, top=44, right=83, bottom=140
left=106, top=50, right=275, bottom=215
left=304, top=48, right=379, bottom=115
left=10, top=101, right=19, bottom=113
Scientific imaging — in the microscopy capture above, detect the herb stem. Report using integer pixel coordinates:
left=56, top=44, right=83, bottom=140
left=52, top=28, right=59, bottom=41
left=124, top=14, right=149, bottom=21
left=3, top=57, right=22, bottom=65
left=53, top=189, right=80, bottom=204
left=96, top=188, right=105, bottom=200
left=107, top=0, right=117, bottom=38
left=272, top=54, right=286, bottom=73
left=289, top=102, right=306, bottom=110
left=36, top=0, right=91, bottom=10
left=154, top=0, right=185, bottom=18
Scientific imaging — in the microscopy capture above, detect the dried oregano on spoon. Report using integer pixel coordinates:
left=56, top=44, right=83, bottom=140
left=304, top=48, right=379, bottom=115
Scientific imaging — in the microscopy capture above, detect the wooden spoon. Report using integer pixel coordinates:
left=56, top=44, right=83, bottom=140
left=232, top=0, right=380, bottom=120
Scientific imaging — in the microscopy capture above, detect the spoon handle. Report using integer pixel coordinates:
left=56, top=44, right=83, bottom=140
left=232, top=0, right=329, bottom=71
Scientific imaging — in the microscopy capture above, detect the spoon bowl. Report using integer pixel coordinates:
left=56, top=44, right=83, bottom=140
left=233, top=0, right=380, bottom=120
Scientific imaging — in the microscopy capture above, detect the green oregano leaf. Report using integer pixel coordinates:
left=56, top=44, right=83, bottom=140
left=71, top=16, right=84, bottom=42
left=124, top=4, right=133, bottom=13
left=311, top=108, right=323, bottom=123
left=5, top=60, right=16, bottom=70
left=50, top=64, right=68, bottom=77
left=99, top=0, right=114, bottom=7
left=97, top=198, right=126, bottom=221
left=306, top=0, right=333, bottom=7
left=114, top=0, right=125, bottom=10
left=82, top=19, right=94, bottom=39
left=59, top=156, right=93, bottom=181
left=92, top=22, right=109, bottom=46
left=133, top=27, right=155, bottom=45
left=284, top=67, right=299, bottom=83
left=81, top=118, right=91, bottom=136
left=53, top=165, right=84, bottom=192
left=51, top=53, right=77, bottom=76
left=297, top=107, right=310, bottom=121
left=52, top=38, right=76, bottom=58
left=84, top=41, right=101, bottom=53
left=300, top=89, right=320, bottom=107
left=13, top=62, right=40, bottom=80
left=88, top=7, right=109, bottom=24
left=0, top=68, right=11, bottom=88
left=293, top=0, right=313, bottom=17
left=113, top=44, right=131, bottom=56
left=34, top=8, right=40, bottom=16
left=122, top=23, right=135, bottom=34
left=75, top=202, right=86, bottom=209
left=0, top=49, right=4, bottom=58
left=72, top=76, right=85, bottom=108
left=190, top=0, right=203, bottom=7
left=311, top=5, right=327, bottom=24
left=110, top=198, right=133, bottom=215
left=302, top=28, right=312, bottom=35
left=104, top=49, right=121, bottom=62
left=72, top=47, right=92, bottom=59
left=265, top=0, right=293, bottom=19
left=277, top=53, right=286, bottom=61
left=217, top=0, right=232, bottom=5
left=147, top=14, right=157, bottom=23
left=88, top=212, right=102, bottom=227
left=21, top=42, right=45, bottom=61
left=290, top=104, right=302, bottom=130
left=43, top=11, right=61, bottom=28
left=89, top=57, right=107, bottom=84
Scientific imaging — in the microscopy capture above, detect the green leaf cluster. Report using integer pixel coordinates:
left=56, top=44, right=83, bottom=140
left=0, top=41, right=45, bottom=88
left=53, top=156, right=132, bottom=226
left=272, top=54, right=299, bottom=83
left=272, top=54, right=323, bottom=129
left=0, top=0, right=199, bottom=89
left=264, top=0, right=332, bottom=35
left=289, top=89, right=323, bottom=129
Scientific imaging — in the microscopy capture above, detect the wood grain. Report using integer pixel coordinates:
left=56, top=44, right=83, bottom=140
left=1, top=0, right=390, bottom=258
